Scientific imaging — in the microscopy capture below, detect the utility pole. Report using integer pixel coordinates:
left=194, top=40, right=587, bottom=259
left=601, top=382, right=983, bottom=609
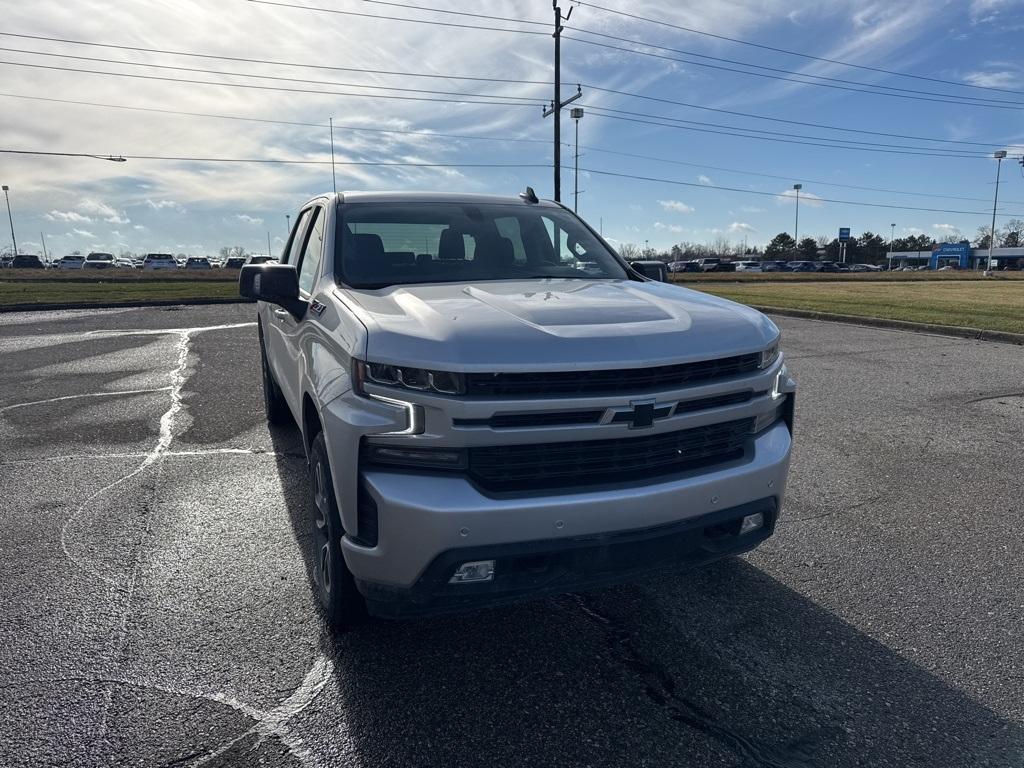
left=542, top=2, right=580, bottom=203
left=571, top=107, right=584, bottom=212
left=285, top=213, right=291, bottom=238
left=2, top=185, right=16, bottom=256
left=329, top=117, right=337, bottom=195
left=40, top=231, right=48, bottom=263
left=792, top=184, right=802, bottom=254
left=267, top=231, right=273, bottom=260
left=987, top=150, right=1003, bottom=274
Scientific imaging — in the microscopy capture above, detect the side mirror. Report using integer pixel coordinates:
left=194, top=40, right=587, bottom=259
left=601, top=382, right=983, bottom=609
left=628, top=260, right=668, bottom=282
left=239, top=264, right=307, bottom=318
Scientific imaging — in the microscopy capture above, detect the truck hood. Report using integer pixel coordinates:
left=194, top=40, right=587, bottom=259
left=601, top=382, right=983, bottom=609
left=341, top=278, right=778, bottom=371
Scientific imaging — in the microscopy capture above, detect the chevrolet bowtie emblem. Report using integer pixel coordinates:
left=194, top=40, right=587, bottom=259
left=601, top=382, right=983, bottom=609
left=606, top=398, right=674, bottom=429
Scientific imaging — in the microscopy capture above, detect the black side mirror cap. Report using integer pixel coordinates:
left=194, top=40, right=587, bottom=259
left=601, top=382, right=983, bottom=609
left=628, top=260, right=669, bottom=282
left=239, top=263, right=307, bottom=318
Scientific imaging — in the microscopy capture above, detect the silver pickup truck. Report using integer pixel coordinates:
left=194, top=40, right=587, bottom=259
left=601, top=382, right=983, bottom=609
left=240, top=190, right=795, bottom=624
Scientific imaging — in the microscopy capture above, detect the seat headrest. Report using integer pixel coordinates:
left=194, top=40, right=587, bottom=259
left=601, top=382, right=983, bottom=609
left=352, top=233, right=385, bottom=263
left=438, top=228, right=465, bottom=261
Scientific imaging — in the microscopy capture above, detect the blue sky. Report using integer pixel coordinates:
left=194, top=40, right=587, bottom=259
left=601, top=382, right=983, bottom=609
left=1, top=0, right=1023, bottom=257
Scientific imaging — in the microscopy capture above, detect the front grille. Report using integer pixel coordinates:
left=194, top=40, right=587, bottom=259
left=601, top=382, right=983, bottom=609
left=464, top=353, right=762, bottom=397
left=467, top=417, right=753, bottom=490
left=454, top=410, right=604, bottom=429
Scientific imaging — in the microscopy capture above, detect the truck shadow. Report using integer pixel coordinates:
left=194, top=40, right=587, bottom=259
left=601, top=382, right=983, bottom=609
left=268, top=425, right=1022, bottom=768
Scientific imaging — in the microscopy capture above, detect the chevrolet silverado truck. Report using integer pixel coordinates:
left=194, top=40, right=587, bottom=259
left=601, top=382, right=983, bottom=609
left=240, top=190, right=795, bottom=625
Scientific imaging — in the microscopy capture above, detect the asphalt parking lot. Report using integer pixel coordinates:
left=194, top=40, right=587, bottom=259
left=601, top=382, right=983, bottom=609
left=1, top=304, right=1022, bottom=767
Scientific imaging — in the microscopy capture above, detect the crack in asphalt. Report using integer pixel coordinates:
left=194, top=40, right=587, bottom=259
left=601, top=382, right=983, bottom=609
left=570, top=593, right=818, bottom=768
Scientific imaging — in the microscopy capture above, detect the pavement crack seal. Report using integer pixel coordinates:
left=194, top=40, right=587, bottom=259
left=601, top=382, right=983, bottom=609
left=569, top=593, right=808, bottom=768
left=0, top=387, right=174, bottom=414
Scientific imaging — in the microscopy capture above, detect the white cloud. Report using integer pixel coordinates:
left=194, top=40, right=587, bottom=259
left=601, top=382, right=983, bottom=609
left=776, top=189, right=825, bottom=207
left=146, top=199, right=186, bottom=212
left=933, top=224, right=961, bottom=234
left=963, top=69, right=1020, bottom=88
left=72, top=228, right=96, bottom=238
left=133, top=224, right=146, bottom=231
left=653, top=221, right=685, bottom=233
left=657, top=199, right=695, bottom=213
left=235, top=214, right=265, bottom=226
left=697, top=175, right=713, bottom=185
left=79, top=199, right=130, bottom=224
left=46, top=210, right=92, bottom=223
left=740, top=206, right=766, bottom=213
left=969, top=0, right=1023, bottom=24
left=729, top=222, right=756, bottom=234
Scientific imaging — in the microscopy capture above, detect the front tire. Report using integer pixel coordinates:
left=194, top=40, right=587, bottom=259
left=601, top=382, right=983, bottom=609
left=308, top=431, right=365, bottom=628
left=258, top=322, right=290, bottom=426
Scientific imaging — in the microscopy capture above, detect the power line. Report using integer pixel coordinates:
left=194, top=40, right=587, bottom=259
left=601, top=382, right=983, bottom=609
left=565, top=26, right=1024, bottom=106
left=8, top=90, right=1022, bottom=206
left=563, top=35, right=1024, bottom=111
left=578, top=167, right=1024, bottom=216
left=0, top=47, right=545, bottom=103
left=0, top=92, right=553, bottom=144
left=580, top=104, right=988, bottom=156
left=246, top=0, right=547, bottom=35
left=582, top=84, right=1006, bottom=149
left=0, top=149, right=550, bottom=168
left=0, top=32, right=550, bottom=86
left=9, top=31, right=1007, bottom=151
left=577, top=143, right=1024, bottom=205
left=571, top=0, right=1024, bottom=97
left=360, top=0, right=548, bottom=28
left=582, top=107, right=991, bottom=158
left=0, top=60, right=544, bottom=108
left=7, top=146, right=1021, bottom=216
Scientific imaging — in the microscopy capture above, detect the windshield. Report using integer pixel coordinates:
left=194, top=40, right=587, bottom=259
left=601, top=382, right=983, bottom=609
left=336, top=202, right=627, bottom=288
left=87, top=253, right=113, bottom=261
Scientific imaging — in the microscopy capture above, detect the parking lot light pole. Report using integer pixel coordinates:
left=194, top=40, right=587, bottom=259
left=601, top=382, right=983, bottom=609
left=2, top=185, right=17, bottom=256
left=571, top=107, right=584, bottom=212
left=987, top=150, right=1003, bottom=274
left=889, top=223, right=895, bottom=271
left=792, top=184, right=801, bottom=256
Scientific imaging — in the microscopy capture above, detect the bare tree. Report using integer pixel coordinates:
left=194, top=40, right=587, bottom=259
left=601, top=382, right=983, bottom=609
left=617, top=242, right=641, bottom=260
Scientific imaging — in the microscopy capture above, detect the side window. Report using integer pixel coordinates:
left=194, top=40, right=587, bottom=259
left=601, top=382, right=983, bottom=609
left=284, top=208, right=313, bottom=265
left=494, top=217, right=527, bottom=263
left=297, top=208, right=325, bottom=295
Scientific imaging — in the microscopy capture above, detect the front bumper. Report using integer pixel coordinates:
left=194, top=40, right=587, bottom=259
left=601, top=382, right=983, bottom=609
left=339, top=420, right=792, bottom=600
left=358, top=497, right=778, bottom=618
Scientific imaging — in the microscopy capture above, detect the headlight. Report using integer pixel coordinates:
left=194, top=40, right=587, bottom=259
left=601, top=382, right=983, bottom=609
left=758, top=340, right=780, bottom=369
left=361, top=442, right=468, bottom=470
left=355, top=360, right=466, bottom=395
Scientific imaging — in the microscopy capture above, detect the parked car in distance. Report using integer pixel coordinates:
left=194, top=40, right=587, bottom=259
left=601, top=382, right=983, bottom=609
left=241, top=190, right=795, bottom=625
left=667, top=261, right=689, bottom=273
left=114, top=257, right=137, bottom=269
left=785, top=261, right=820, bottom=272
left=12, top=254, right=45, bottom=269
left=759, top=261, right=783, bottom=272
left=246, top=254, right=278, bottom=265
left=695, top=257, right=721, bottom=271
left=734, top=261, right=762, bottom=272
left=58, top=254, right=86, bottom=270
left=143, top=253, right=178, bottom=270
left=82, top=252, right=115, bottom=270
left=184, top=257, right=213, bottom=270
left=817, top=261, right=840, bottom=273
left=222, top=256, right=247, bottom=269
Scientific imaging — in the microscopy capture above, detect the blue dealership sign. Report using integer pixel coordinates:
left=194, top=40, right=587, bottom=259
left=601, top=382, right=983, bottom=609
left=930, top=242, right=970, bottom=269
left=838, top=227, right=851, bottom=241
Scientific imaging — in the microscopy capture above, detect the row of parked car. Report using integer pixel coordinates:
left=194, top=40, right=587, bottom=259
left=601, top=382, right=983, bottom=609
left=667, top=258, right=883, bottom=273
left=0, top=252, right=279, bottom=270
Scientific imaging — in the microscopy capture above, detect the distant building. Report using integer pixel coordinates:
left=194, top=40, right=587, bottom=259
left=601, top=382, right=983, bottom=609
left=887, top=245, right=1024, bottom=269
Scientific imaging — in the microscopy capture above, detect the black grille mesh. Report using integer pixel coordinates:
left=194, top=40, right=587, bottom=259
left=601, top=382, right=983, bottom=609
left=468, top=417, right=753, bottom=490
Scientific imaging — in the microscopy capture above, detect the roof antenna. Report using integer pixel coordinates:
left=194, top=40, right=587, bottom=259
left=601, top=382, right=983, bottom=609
left=520, top=186, right=539, bottom=204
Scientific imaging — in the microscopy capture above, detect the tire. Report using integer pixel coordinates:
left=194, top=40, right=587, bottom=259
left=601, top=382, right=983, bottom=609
left=308, top=431, right=365, bottom=628
left=258, top=323, right=291, bottom=426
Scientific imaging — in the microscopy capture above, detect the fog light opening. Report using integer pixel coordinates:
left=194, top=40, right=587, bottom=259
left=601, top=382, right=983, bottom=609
left=740, top=512, right=764, bottom=535
left=449, top=560, right=495, bottom=584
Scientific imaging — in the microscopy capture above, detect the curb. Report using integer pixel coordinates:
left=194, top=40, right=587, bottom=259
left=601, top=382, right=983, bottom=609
left=755, top=305, right=1024, bottom=346
left=0, top=297, right=253, bottom=313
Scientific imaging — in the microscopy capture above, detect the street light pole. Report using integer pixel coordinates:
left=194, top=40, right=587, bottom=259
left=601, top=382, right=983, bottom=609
left=988, top=150, right=1007, bottom=274
left=570, top=107, right=584, bottom=212
left=792, top=184, right=801, bottom=256
left=329, top=117, right=337, bottom=195
left=888, top=223, right=895, bottom=271
left=2, top=185, right=17, bottom=256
